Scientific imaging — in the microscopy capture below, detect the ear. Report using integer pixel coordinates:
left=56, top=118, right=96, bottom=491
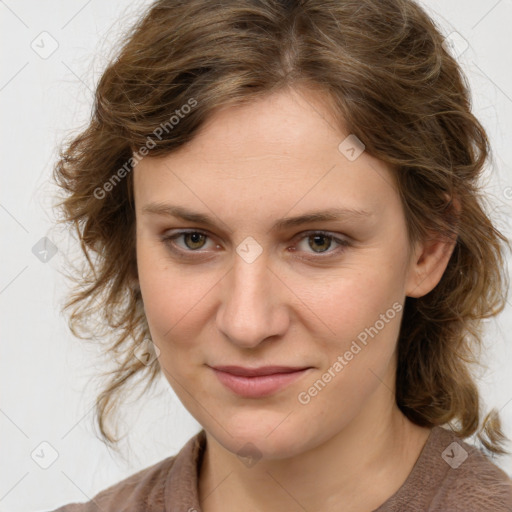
left=127, top=254, right=140, bottom=292
left=405, top=197, right=460, bottom=299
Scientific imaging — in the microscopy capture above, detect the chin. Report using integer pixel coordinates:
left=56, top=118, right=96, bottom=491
left=206, top=413, right=314, bottom=461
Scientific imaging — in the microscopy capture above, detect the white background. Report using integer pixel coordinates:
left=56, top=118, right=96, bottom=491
left=1, top=1, right=511, bottom=510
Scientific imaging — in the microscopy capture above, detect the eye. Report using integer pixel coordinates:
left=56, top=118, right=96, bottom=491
left=161, top=229, right=350, bottom=259
left=161, top=230, right=216, bottom=253
left=292, top=231, right=350, bottom=257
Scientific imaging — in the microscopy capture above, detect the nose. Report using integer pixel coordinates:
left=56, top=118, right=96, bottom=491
left=215, top=249, right=290, bottom=349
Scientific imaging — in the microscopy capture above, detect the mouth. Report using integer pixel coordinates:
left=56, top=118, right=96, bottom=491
left=208, top=365, right=313, bottom=398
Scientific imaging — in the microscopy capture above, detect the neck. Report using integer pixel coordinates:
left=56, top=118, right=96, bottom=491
left=198, top=397, right=431, bottom=512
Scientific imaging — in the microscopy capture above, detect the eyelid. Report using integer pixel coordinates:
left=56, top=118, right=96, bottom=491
left=161, top=229, right=218, bottom=252
left=291, top=230, right=350, bottom=257
left=161, top=229, right=350, bottom=257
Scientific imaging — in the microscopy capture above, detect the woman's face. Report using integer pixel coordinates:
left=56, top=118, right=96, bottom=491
left=134, top=86, right=424, bottom=459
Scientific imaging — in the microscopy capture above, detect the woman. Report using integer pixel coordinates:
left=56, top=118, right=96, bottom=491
left=51, top=0, right=512, bottom=510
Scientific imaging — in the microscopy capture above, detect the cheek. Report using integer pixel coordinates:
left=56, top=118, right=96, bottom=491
left=296, top=265, right=404, bottom=343
left=137, top=239, right=209, bottom=346
left=137, top=242, right=245, bottom=377
left=296, top=272, right=404, bottom=424
left=294, top=267, right=405, bottom=407
left=140, top=279, right=211, bottom=351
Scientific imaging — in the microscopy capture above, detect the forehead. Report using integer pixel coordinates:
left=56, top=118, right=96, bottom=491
left=133, top=87, right=399, bottom=224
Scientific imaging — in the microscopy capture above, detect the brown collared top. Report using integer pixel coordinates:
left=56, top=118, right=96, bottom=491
left=49, top=426, right=512, bottom=512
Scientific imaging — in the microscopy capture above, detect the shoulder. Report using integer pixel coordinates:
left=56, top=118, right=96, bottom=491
left=423, top=426, right=512, bottom=511
left=378, top=426, right=512, bottom=512
left=48, top=454, right=176, bottom=512
left=47, top=430, right=206, bottom=512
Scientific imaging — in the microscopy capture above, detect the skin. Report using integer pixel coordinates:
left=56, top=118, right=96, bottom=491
left=133, top=85, right=456, bottom=512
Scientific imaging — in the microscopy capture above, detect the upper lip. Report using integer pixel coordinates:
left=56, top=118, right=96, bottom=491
left=210, top=365, right=311, bottom=377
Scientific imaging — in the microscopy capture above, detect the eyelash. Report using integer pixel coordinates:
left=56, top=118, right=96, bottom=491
left=160, top=229, right=350, bottom=260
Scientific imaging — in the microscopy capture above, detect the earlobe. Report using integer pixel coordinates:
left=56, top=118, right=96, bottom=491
left=127, top=263, right=141, bottom=293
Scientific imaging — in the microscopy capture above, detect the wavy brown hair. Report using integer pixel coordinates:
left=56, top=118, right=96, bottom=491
left=53, top=0, right=510, bottom=454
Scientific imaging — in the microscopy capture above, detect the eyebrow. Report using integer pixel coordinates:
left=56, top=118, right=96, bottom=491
left=141, top=203, right=373, bottom=232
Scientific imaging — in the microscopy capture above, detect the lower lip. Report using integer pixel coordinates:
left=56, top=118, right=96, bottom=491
left=211, top=368, right=311, bottom=398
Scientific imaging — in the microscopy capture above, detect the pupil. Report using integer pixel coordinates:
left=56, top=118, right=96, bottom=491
left=310, top=235, right=330, bottom=252
left=186, top=233, right=205, bottom=249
